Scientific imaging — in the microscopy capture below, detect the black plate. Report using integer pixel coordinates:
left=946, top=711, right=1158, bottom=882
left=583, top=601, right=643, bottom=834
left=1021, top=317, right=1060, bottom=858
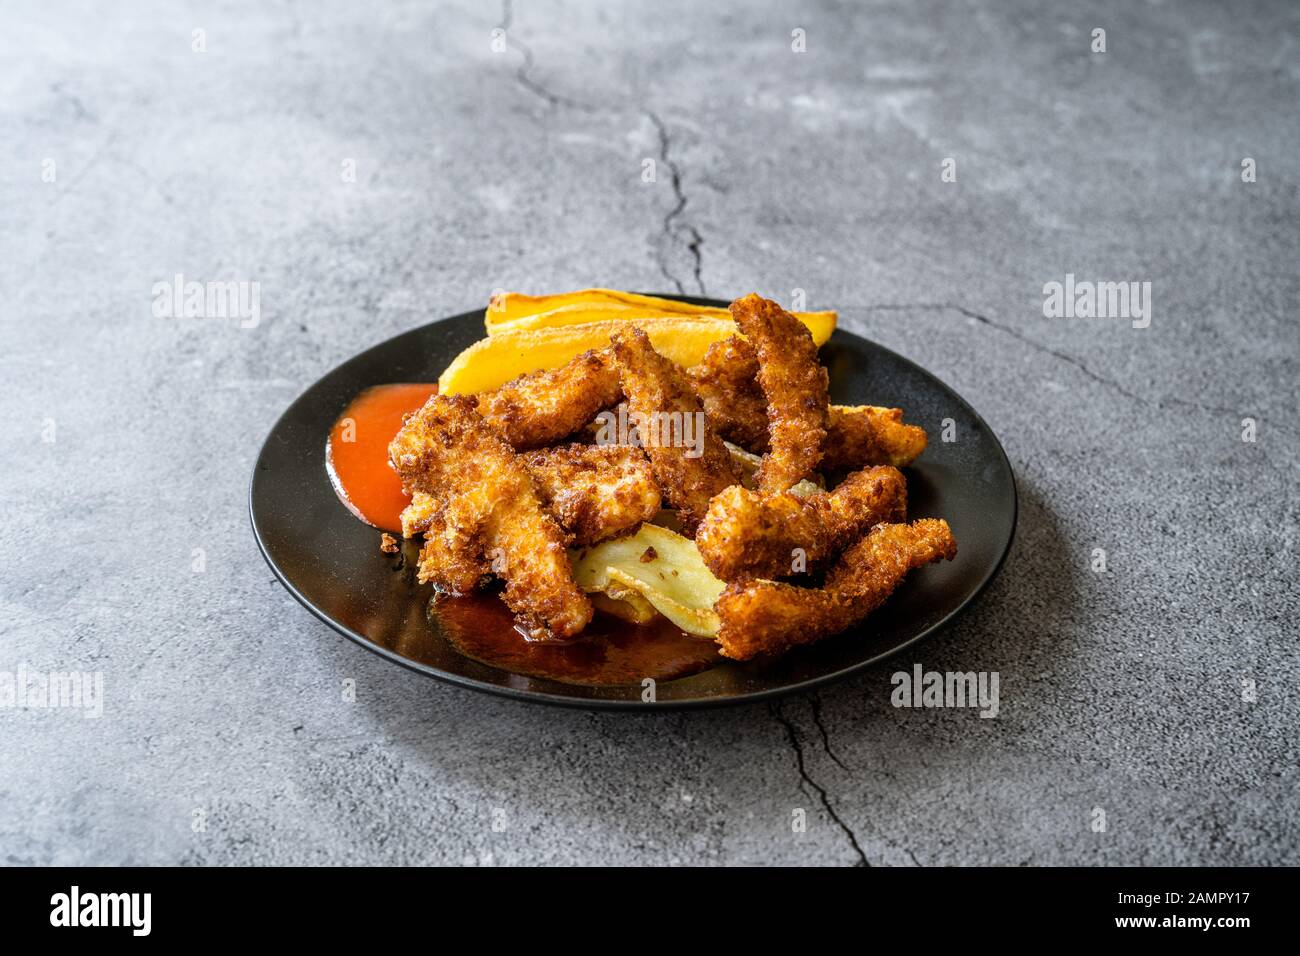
left=250, top=296, right=1016, bottom=709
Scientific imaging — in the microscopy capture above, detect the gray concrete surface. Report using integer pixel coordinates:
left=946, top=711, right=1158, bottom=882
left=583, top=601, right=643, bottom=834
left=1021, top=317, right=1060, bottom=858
left=2, top=0, right=1297, bottom=866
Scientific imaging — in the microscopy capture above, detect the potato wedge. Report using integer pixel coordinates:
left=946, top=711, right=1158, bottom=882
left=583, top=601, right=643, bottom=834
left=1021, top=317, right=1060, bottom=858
left=441, top=316, right=835, bottom=395
left=441, top=318, right=727, bottom=395
left=486, top=293, right=837, bottom=344
left=488, top=289, right=733, bottom=324
left=570, top=524, right=725, bottom=637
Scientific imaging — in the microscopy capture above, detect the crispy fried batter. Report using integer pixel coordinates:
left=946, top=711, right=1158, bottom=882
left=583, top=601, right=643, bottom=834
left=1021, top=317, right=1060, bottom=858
left=609, top=327, right=739, bottom=533
left=822, top=405, right=928, bottom=470
left=687, top=336, right=770, bottom=451
left=695, top=465, right=907, bottom=582
left=688, top=336, right=927, bottom=470
left=475, top=348, right=621, bottom=450
left=389, top=393, right=592, bottom=639
left=404, top=443, right=661, bottom=548
left=713, top=518, right=956, bottom=660
left=522, top=444, right=661, bottom=545
left=729, top=294, right=829, bottom=493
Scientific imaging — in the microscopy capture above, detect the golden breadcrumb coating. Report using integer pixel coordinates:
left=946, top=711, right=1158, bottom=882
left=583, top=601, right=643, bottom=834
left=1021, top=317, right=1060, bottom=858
left=822, top=405, right=928, bottom=471
left=609, top=327, right=739, bottom=534
left=687, top=336, right=927, bottom=470
left=687, top=336, right=770, bottom=452
left=729, top=294, right=829, bottom=493
left=475, top=348, right=621, bottom=450
left=404, top=443, right=661, bottom=548
left=713, top=518, right=956, bottom=660
left=522, top=444, right=661, bottom=545
left=695, top=465, right=907, bottom=582
left=389, top=393, right=592, bottom=640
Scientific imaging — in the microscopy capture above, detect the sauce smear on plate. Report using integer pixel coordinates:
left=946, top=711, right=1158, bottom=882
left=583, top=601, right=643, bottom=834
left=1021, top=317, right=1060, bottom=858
left=433, top=592, right=720, bottom=686
left=327, top=383, right=438, bottom=532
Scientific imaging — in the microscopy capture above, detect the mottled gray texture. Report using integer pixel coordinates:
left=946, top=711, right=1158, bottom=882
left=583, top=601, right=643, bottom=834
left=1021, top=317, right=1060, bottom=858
left=1, top=0, right=1297, bottom=866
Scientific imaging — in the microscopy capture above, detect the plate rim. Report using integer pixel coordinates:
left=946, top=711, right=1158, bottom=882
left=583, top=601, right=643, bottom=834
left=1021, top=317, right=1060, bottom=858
left=249, top=299, right=1018, bottom=710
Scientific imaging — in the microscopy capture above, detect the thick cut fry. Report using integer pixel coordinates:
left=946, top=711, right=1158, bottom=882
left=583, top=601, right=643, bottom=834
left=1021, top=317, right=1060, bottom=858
left=442, top=315, right=838, bottom=396
left=689, top=336, right=927, bottom=469
left=714, top=519, right=957, bottom=660
left=486, top=288, right=837, bottom=342
left=609, top=327, right=739, bottom=533
left=389, top=394, right=592, bottom=640
left=695, top=465, right=907, bottom=582
left=730, top=294, right=829, bottom=493
left=522, top=444, right=661, bottom=545
left=476, top=348, right=621, bottom=449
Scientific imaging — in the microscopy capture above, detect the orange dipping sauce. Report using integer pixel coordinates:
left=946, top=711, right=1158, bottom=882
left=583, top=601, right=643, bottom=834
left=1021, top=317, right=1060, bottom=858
left=326, top=383, right=439, bottom=532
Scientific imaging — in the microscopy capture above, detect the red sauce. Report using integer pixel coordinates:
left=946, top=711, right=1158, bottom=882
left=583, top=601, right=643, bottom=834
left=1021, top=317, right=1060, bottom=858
left=432, top=592, right=720, bottom=686
left=326, top=383, right=439, bottom=532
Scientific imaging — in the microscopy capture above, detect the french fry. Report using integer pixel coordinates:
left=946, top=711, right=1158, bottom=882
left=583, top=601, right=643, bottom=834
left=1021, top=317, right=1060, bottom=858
left=441, top=315, right=836, bottom=395
left=570, top=524, right=725, bottom=637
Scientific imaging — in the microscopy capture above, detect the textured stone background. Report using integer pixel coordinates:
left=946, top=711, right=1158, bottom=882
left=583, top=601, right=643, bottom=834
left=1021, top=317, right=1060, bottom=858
left=1, top=0, right=1296, bottom=865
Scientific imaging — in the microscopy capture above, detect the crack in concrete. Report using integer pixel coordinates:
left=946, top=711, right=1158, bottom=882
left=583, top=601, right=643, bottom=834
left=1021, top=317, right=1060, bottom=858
left=646, top=111, right=706, bottom=296
left=861, top=301, right=1286, bottom=431
left=770, top=700, right=869, bottom=866
left=809, top=694, right=850, bottom=772
left=498, top=0, right=592, bottom=111
left=861, top=301, right=1146, bottom=404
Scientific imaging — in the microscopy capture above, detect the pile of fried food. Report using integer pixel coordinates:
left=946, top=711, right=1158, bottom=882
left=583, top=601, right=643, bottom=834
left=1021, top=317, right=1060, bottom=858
left=388, top=289, right=955, bottom=662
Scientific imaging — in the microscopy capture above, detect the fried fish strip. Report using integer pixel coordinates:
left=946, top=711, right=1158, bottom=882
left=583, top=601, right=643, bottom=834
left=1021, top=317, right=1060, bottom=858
left=713, top=518, right=956, bottom=660
left=475, top=348, right=621, bottom=450
left=689, top=336, right=927, bottom=469
left=822, top=405, right=927, bottom=471
left=695, top=465, right=907, bottom=582
left=609, top=327, right=739, bottom=533
left=522, top=444, right=661, bottom=546
left=402, top=444, right=660, bottom=547
left=687, top=336, right=770, bottom=452
left=414, top=501, right=490, bottom=594
left=389, top=394, right=592, bottom=640
left=729, top=294, right=829, bottom=493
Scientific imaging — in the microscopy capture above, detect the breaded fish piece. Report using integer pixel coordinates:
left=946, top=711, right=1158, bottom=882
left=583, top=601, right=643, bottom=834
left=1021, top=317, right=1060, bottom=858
left=688, top=336, right=927, bottom=470
left=402, top=444, right=661, bottom=547
left=695, top=465, right=907, bottom=582
left=714, top=518, right=956, bottom=660
left=522, top=444, right=661, bottom=546
left=415, top=505, right=490, bottom=594
left=475, top=348, right=621, bottom=450
left=687, top=336, right=770, bottom=452
left=389, top=394, right=592, bottom=640
left=398, top=493, right=489, bottom=592
left=822, top=405, right=928, bottom=471
left=729, top=294, right=829, bottom=493
left=609, top=327, right=739, bottom=533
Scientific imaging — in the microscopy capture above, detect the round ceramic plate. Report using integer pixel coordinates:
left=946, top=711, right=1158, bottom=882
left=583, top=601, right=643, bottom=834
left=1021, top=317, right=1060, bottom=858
left=250, top=295, right=1016, bottom=709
